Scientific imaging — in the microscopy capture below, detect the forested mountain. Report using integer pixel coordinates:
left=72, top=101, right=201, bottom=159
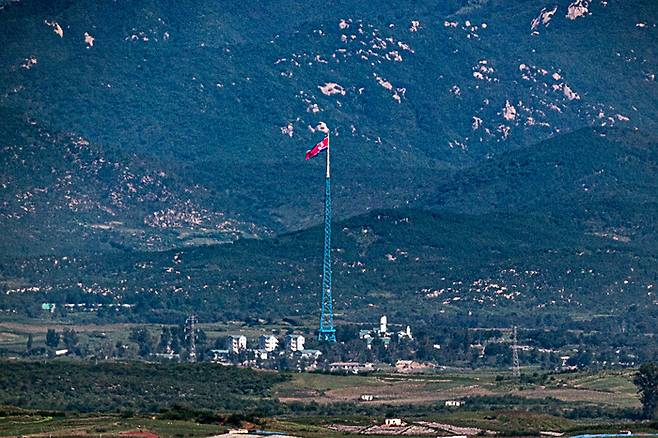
left=2, top=129, right=656, bottom=334
left=1, top=0, right=656, bottom=254
left=0, top=1, right=657, bottom=331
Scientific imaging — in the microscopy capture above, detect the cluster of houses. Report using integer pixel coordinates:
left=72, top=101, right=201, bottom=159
left=358, top=315, right=413, bottom=349
left=210, top=333, right=322, bottom=365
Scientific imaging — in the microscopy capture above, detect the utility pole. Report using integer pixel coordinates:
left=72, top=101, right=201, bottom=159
left=512, top=325, right=521, bottom=377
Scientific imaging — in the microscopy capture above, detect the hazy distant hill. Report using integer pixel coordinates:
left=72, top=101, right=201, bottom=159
left=1, top=0, right=657, bottom=254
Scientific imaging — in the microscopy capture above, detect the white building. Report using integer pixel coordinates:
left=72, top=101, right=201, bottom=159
left=379, top=315, right=388, bottom=335
left=258, top=335, right=279, bottom=352
left=226, top=335, right=247, bottom=353
left=329, top=362, right=375, bottom=374
left=445, top=400, right=465, bottom=407
left=397, top=325, right=413, bottom=340
left=254, top=349, right=270, bottom=360
left=284, top=334, right=305, bottom=352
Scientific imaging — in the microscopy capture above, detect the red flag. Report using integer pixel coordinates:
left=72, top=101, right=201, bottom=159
left=305, top=137, right=328, bottom=160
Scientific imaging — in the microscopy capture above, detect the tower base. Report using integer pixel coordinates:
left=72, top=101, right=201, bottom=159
left=318, top=328, right=336, bottom=343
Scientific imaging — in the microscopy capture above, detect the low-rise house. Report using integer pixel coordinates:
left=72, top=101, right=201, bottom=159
left=329, top=362, right=374, bottom=374
left=253, top=349, right=270, bottom=360
left=445, top=400, right=465, bottom=407
left=395, top=360, right=434, bottom=373
left=154, top=351, right=180, bottom=360
left=397, top=325, right=413, bottom=340
left=298, top=349, right=322, bottom=360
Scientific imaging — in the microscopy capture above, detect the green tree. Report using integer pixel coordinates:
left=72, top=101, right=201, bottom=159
left=129, top=328, right=154, bottom=357
left=634, top=363, right=658, bottom=419
left=62, top=328, right=79, bottom=350
left=45, top=329, right=60, bottom=348
left=158, top=327, right=171, bottom=352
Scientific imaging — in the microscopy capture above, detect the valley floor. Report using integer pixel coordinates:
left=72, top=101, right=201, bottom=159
left=0, top=364, right=656, bottom=438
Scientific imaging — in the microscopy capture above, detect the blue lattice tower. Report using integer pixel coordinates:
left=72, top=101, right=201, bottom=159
left=318, top=135, right=336, bottom=342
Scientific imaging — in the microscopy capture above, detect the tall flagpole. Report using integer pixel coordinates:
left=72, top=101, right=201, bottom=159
left=318, top=131, right=336, bottom=342
left=326, top=132, right=330, bottom=178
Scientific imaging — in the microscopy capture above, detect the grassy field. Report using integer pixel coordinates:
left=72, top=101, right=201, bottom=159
left=0, top=410, right=228, bottom=438
left=273, top=368, right=641, bottom=408
left=0, top=366, right=655, bottom=438
left=0, top=318, right=317, bottom=356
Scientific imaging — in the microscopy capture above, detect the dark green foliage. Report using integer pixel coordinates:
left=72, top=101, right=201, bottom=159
left=634, top=363, right=658, bottom=419
left=0, top=0, right=657, bottom=255
left=45, top=329, right=60, bottom=349
left=129, top=327, right=155, bottom=357
left=62, top=328, right=79, bottom=350
left=0, top=361, right=288, bottom=414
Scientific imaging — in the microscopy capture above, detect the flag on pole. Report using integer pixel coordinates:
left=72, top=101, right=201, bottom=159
left=305, top=137, right=329, bottom=160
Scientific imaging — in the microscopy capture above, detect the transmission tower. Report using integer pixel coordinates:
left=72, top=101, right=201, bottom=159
left=186, top=314, right=198, bottom=363
left=512, top=325, right=520, bottom=377
left=318, top=134, right=336, bottom=342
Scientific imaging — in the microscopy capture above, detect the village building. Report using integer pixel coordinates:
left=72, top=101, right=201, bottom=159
left=226, top=335, right=247, bottom=353
left=284, top=334, right=305, bottom=352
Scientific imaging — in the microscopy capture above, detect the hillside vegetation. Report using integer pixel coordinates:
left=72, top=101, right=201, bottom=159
left=0, top=0, right=656, bottom=253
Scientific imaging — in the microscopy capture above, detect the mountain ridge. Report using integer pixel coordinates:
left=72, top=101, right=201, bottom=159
left=1, top=0, right=656, bottom=252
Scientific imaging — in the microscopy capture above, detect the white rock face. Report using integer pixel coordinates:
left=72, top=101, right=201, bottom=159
left=21, top=56, right=37, bottom=69
left=473, top=60, right=496, bottom=82
left=566, top=0, right=590, bottom=20
left=387, top=50, right=402, bottom=62
left=374, top=75, right=393, bottom=91
left=84, top=32, right=95, bottom=47
left=316, top=122, right=329, bottom=134
left=531, top=6, right=558, bottom=30
left=280, top=123, right=294, bottom=137
left=562, top=84, right=580, bottom=100
left=503, top=100, right=517, bottom=121
left=45, top=20, right=64, bottom=37
left=307, top=103, right=320, bottom=113
left=318, top=82, right=346, bottom=96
